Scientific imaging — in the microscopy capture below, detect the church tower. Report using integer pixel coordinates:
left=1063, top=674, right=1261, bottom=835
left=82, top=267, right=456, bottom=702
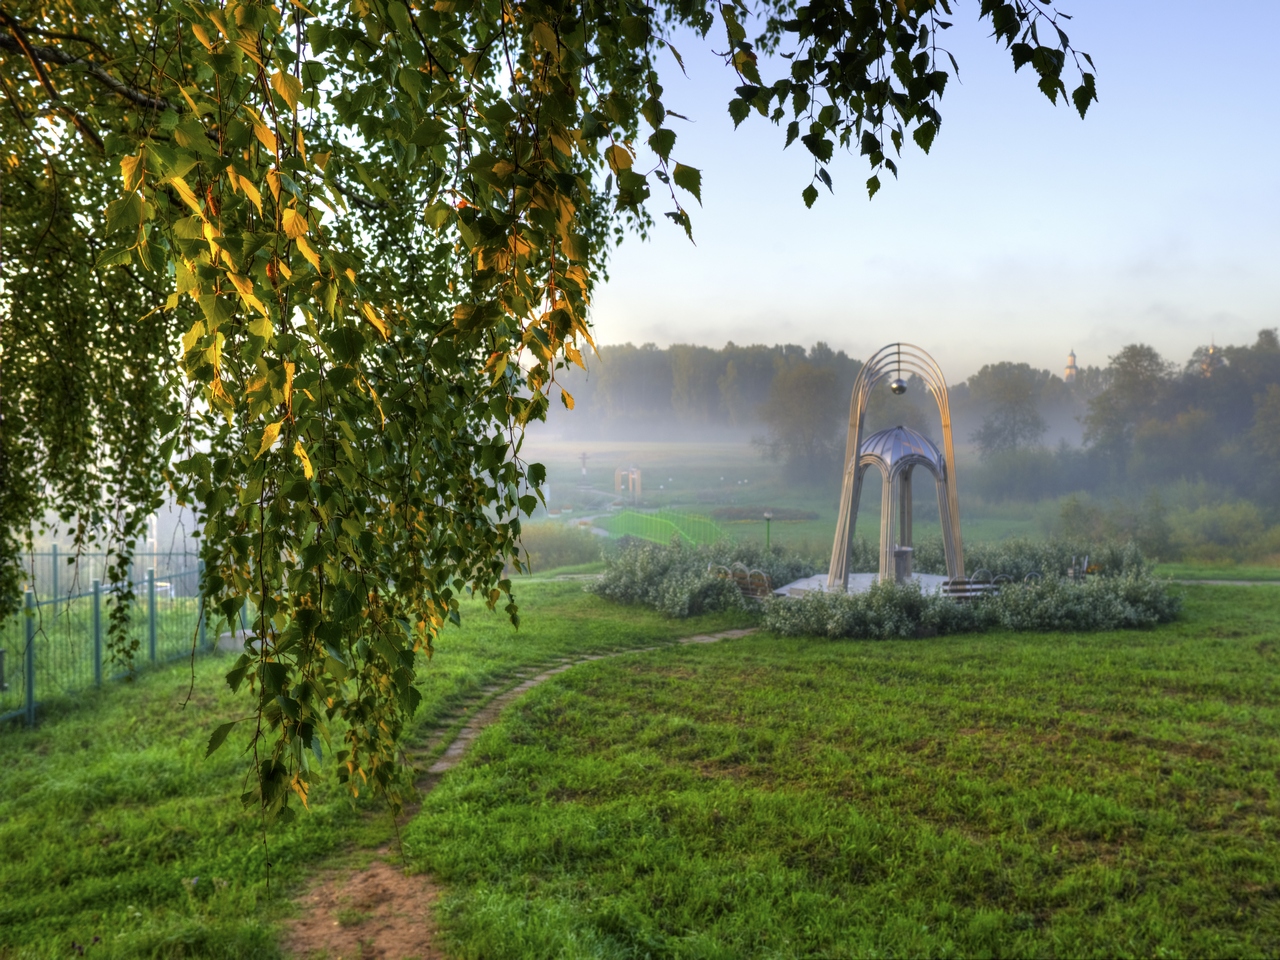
left=1064, top=349, right=1078, bottom=384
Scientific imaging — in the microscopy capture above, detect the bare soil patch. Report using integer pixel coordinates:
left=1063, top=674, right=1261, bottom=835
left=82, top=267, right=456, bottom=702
left=284, top=858, right=442, bottom=960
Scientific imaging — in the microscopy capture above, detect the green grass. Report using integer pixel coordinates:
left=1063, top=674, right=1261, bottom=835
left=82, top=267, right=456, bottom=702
left=405, top=585, right=1280, bottom=959
left=0, top=595, right=205, bottom=719
left=0, top=582, right=751, bottom=959
left=1153, top=562, right=1280, bottom=581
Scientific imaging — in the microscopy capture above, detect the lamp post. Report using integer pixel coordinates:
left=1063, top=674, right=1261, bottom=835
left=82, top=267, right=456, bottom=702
left=763, top=510, right=773, bottom=550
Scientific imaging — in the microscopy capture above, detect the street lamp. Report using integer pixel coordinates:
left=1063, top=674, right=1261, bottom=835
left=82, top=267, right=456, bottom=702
left=763, top=510, right=773, bottom=550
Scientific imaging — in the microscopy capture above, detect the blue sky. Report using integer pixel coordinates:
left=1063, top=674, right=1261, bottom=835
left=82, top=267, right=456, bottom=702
left=586, top=1, right=1280, bottom=382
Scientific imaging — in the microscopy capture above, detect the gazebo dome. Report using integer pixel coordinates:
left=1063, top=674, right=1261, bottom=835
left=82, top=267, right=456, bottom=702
left=858, top=425, right=944, bottom=478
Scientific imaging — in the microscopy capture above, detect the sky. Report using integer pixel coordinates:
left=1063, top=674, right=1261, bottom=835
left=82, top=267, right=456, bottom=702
left=585, top=1, right=1280, bottom=382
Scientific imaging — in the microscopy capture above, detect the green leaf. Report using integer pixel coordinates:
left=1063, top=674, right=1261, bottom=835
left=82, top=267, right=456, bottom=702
left=727, top=98, right=750, bottom=128
left=866, top=175, right=882, bottom=199
left=95, top=247, right=133, bottom=268
left=104, top=195, right=144, bottom=234
left=206, top=721, right=238, bottom=757
left=647, top=128, right=676, bottom=161
left=1072, top=73, right=1097, bottom=119
left=672, top=163, right=701, bottom=204
left=802, top=184, right=818, bottom=208
left=913, top=120, right=937, bottom=154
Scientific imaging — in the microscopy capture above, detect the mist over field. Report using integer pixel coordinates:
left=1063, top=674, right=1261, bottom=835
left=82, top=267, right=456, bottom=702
left=525, top=332, right=1280, bottom=569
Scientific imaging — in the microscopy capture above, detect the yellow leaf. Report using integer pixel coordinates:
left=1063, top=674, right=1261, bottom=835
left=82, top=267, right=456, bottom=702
left=312, top=151, right=331, bottom=170
left=270, top=71, right=302, bottom=112
left=256, top=420, right=283, bottom=459
left=191, top=23, right=214, bottom=50
left=182, top=319, right=205, bottom=354
left=227, top=273, right=270, bottom=318
left=176, top=84, right=200, bottom=114
left=293, top=441, right=313, bottom=479
left=121, top=152, right=145, bottom=192
left=254, top=123, right=279, bottom=157
left=281, top=207, right=309, bottom=238
left=360, top=302, right=390, bottom=340
left=235, top=37, right=264, bottom=67
left=344, top=268, right=356, bottom=282
left=295, top=128, right=308, bottom=164
left=228, top=167, right=263, bottom=215
left=266, top=169, right=281, bottom=201
left=296, top=235, right=322, bottom=272
left=168, top=176, right=204, bottom=217
left=605, top=144, right=632, bottom=172
left=274, top=257, right=292, bottom=280
left=561, top=388, right=575, bottom=410
left=283, top=361, right=295, bottom=408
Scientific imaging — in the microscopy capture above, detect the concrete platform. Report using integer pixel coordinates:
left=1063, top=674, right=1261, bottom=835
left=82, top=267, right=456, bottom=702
left=776, top=573, right=950, bottom=597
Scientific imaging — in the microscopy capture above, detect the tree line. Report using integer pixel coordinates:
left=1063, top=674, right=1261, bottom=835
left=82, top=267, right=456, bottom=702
left=547, top=332, right=1280, bottom=505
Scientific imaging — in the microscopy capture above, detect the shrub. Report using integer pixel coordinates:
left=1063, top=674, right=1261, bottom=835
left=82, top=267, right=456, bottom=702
left=763, top=571, right=1180, bottom=639
left=592, top=537, right=820, bottom=618
left=907, top=536, right=1148, bottom=580
left=764, top=580, right=991, bottom=639
left=517, top=523, right=603, bottom=574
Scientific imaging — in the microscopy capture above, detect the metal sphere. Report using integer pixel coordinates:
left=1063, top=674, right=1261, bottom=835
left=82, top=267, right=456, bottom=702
left=889, top=377, right=908, bottom=395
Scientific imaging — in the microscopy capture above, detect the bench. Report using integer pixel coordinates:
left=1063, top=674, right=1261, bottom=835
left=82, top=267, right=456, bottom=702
left=709, top=563, right=773, bottom=602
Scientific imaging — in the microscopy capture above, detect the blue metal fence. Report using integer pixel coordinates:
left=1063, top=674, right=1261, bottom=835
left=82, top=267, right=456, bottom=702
left=0, top=549, right=209, bottom=726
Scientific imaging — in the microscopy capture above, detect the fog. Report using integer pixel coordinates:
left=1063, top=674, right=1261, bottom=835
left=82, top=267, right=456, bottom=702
left=528, top=332, right=1280, bottom=563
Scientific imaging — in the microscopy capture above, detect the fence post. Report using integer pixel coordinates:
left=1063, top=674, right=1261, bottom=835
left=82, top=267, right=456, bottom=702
left=147, top=568, right=157, bottom=662
left=92, top=579, right=103, bottom=687
left=198, top=560, right=208, bottom=650
left=51, top=543, right=58, bottom=610
left=24, top=590, right=35, bottom=727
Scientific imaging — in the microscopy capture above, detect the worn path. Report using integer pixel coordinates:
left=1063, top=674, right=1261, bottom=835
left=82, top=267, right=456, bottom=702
left=282, top=627, right=758, bottom=960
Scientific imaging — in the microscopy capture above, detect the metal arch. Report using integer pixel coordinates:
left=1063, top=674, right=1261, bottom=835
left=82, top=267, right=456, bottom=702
left=828, top=343, right=966, bottom=588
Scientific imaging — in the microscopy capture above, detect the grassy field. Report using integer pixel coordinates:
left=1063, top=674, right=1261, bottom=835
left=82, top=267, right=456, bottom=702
left=1152, top=562, right=1280, bottom=582
left=406, top=584, right=1280, bottom=959
left=0, top=583, right=751, bottom=959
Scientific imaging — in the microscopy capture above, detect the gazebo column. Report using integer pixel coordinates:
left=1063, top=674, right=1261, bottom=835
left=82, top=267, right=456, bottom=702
left=828, top=464, right=868, bottom=591
left=899, top=466, right=913, bottom=550
left=935, top=472, right=962, bottom=579
left=879, top=466, right=897, bottom=583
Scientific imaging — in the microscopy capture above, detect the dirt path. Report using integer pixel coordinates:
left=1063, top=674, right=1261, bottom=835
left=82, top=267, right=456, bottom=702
left=281, top=627, right=758, bottom=960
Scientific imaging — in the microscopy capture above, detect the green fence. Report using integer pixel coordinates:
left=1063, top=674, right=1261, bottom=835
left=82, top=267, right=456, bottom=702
left=0, top=551, right=209, bottom=726
left=598, top=510, right=725, bottom=547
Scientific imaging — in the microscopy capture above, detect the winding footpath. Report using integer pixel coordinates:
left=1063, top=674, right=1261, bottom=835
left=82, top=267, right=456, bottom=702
left=282, top=627, right=758, bottom=960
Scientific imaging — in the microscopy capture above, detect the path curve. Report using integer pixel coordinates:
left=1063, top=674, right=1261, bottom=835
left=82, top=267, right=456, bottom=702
left=283, top=626, right=758, bottom=960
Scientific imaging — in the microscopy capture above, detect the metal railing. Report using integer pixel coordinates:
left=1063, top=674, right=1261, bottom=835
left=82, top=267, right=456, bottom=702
left=0, top=550, right=209, bottom=726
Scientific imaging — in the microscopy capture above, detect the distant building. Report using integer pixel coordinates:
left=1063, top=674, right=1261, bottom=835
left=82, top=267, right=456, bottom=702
left=1064, top=349, right=1079, bottom=384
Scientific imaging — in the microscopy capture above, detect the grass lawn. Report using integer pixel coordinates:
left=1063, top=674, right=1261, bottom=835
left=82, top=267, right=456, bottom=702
left=1153, top=562, right=1280, bottom=582
left=405, top=584, right=1280, bottom=959
left=0, top=582, right=751, bottom=959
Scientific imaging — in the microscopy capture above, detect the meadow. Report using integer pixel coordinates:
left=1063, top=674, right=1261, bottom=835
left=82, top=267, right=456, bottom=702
left=407, top=583, right=1280, bottom=959
left=0, top=584, right=752, bottom=959
left=1, top=575, right=1276, bottom=958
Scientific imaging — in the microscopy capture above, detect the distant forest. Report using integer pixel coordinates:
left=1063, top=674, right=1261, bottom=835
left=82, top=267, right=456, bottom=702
left=544, top=332, right=1280, bottom=509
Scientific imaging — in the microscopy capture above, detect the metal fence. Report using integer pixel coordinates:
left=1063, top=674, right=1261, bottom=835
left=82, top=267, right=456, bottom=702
left=0, top=549, right=209, bottom=726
